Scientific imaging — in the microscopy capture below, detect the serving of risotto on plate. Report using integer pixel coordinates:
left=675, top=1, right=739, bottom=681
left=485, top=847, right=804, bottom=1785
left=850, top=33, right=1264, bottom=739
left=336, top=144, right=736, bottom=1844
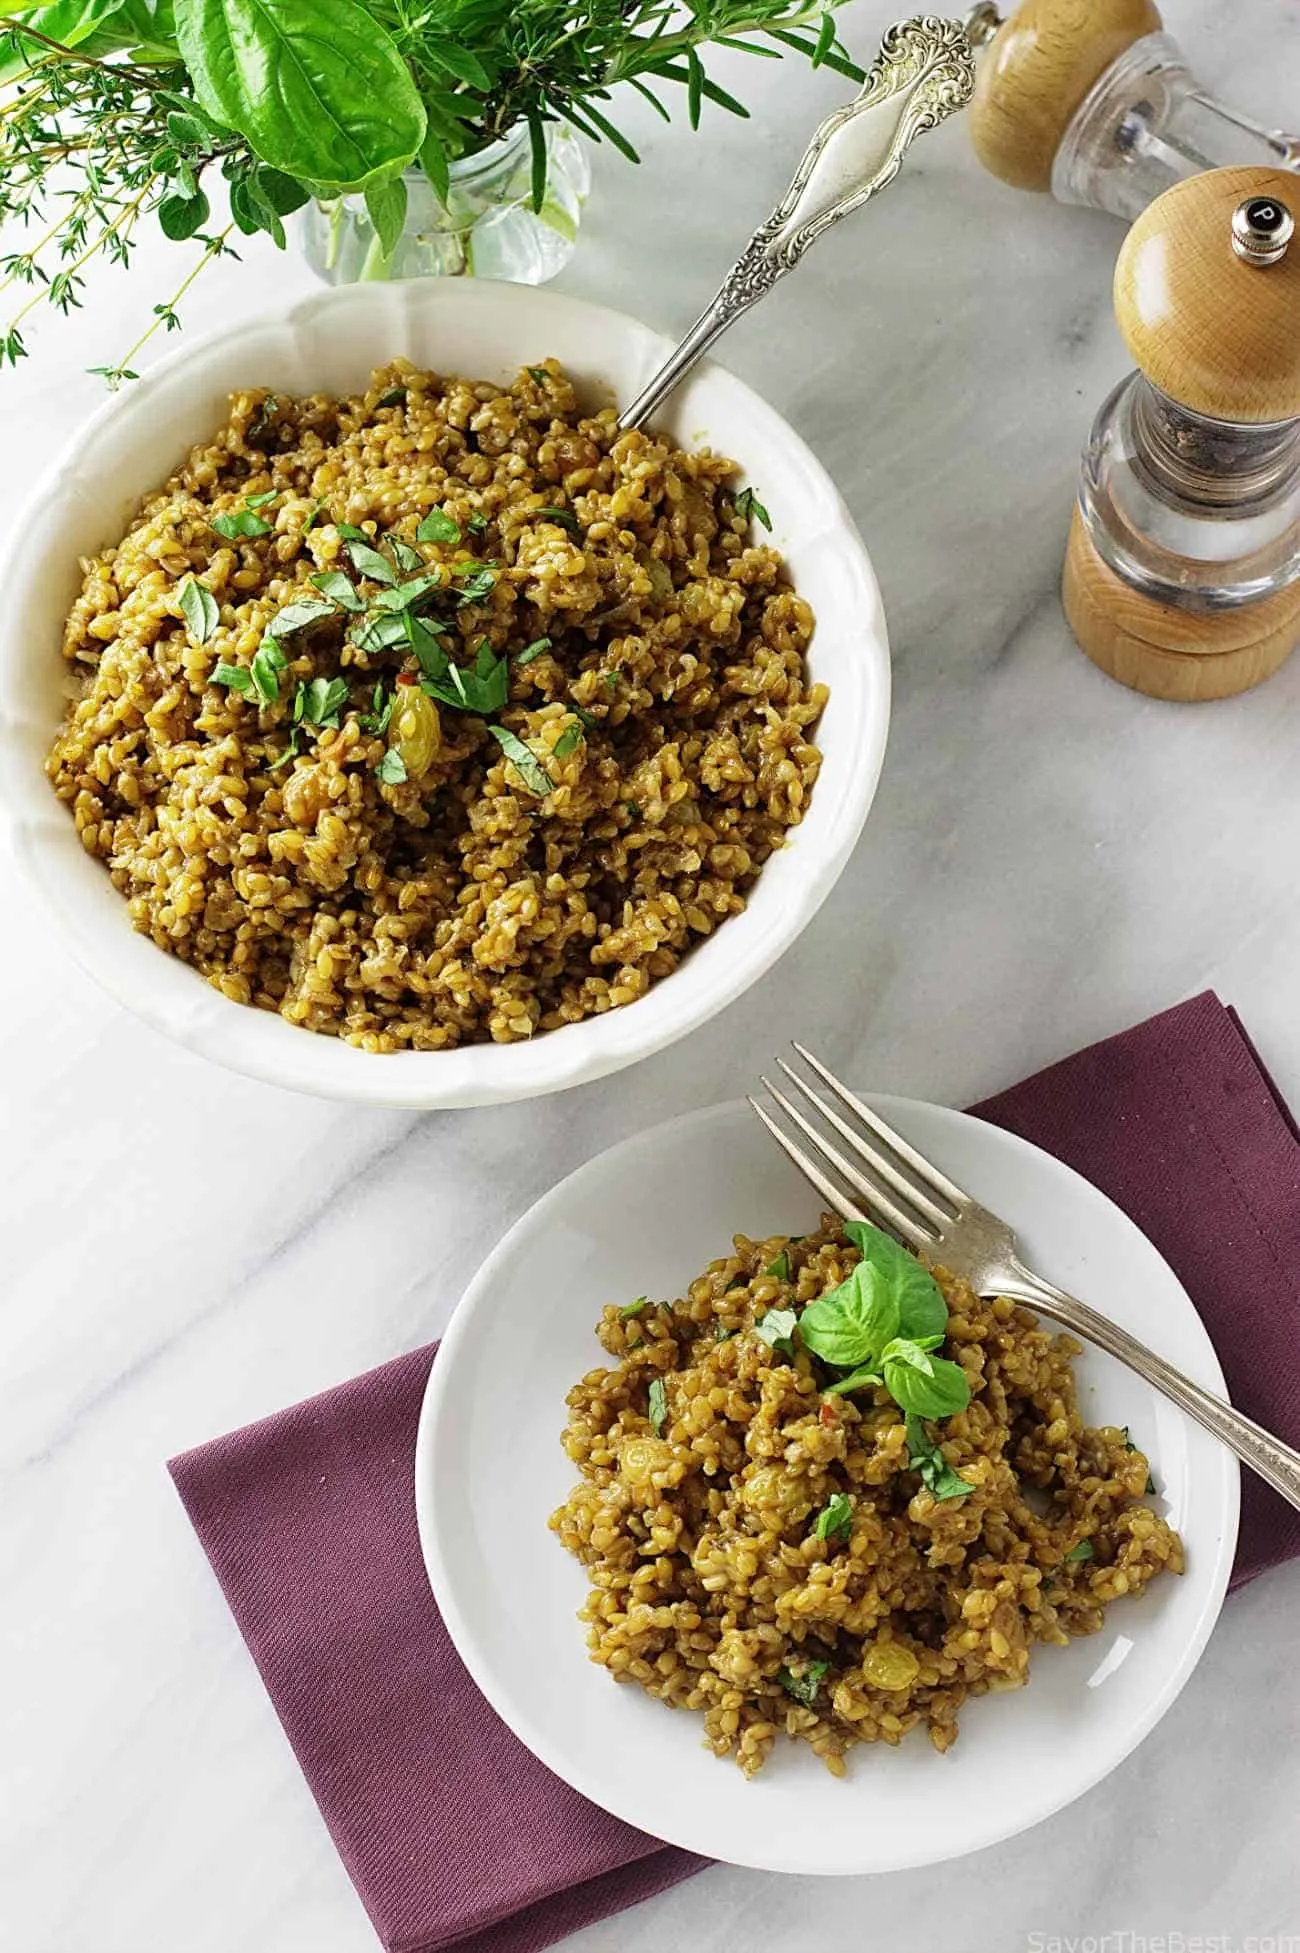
left=551, top=1216, right=1184, bottom=1777
left=45, top=359, right=824, bottom=1050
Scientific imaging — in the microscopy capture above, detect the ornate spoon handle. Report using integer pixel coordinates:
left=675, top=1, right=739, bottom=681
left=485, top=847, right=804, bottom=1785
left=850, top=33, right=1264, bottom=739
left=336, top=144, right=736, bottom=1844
left=619, top=14, right=978, bottom=431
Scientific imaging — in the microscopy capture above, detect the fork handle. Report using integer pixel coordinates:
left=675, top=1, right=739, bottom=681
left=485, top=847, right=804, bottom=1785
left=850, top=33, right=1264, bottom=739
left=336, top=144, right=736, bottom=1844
left=1000, top=1263, right=1300, bottom=1514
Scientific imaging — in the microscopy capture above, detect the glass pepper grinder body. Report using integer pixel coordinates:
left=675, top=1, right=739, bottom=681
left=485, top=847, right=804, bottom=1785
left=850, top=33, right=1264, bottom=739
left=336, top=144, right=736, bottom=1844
left=970, top=0, right=1300, bottom=218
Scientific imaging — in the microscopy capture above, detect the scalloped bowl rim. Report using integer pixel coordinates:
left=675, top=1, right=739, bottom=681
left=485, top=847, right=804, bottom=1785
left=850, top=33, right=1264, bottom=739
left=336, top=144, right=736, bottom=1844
left=0, top=280, right=889, bottom=1108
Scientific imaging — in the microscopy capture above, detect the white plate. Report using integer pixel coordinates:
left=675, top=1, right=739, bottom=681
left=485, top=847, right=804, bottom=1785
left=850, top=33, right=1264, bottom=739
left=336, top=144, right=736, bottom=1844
left=0, top=280, right=888, bottom=1108
left=416, top=1095, right=1238, bottom=1876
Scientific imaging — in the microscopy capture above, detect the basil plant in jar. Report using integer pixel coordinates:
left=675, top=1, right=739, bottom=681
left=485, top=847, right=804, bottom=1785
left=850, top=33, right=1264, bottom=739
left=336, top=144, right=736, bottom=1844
left=0, top=0, right=866, bottom=382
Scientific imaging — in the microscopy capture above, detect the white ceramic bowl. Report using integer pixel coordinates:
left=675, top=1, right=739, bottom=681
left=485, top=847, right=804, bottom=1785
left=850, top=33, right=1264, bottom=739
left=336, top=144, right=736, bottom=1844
left=416, top=1096, right=1238, bottom=1874
left=0, top=281, right=888, bottom=1108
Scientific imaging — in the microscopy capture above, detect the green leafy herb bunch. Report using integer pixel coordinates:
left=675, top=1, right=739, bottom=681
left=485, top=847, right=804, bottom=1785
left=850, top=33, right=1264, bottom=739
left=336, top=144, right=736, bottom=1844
left=0, top=0, right=863, bottom=381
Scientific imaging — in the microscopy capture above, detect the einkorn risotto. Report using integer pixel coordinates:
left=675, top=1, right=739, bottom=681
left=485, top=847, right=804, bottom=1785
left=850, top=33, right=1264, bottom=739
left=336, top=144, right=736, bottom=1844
left=551, top=1218, right=1183, bottom=1777
left=46, top=361, right=824, bottom=1050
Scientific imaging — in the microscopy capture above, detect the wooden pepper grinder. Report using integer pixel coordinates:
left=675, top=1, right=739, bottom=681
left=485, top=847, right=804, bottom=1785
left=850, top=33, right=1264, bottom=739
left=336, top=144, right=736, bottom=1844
left=969, top=0, right=1299, bottom=218
left=1062, top=165, right=1300, bottom=701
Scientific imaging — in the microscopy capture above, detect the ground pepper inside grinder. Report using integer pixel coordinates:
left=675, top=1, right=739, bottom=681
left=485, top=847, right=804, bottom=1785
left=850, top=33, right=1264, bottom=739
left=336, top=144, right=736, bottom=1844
left=1062, top=165, right=1300, bottom=702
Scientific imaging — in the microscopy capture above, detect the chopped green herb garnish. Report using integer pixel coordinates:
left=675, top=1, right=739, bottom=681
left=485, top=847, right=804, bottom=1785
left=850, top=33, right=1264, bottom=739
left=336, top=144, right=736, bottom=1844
left=648, top=1376, right=668, bottom=1436
left=535, top=504, right=581, bottom=536
left=527, top=365, right=549, bottom=385
left=457, top=564, right=498, bottom=606
left=716, top=1324, right=736, bottom=1342
left=375, top=748, right=408, bottom=786
left=732, top=485, right=772, bottom=532
left=249, top=640, right=287, bottom=705
left=267, top=732, right=301, bottom=771
left=245, top=491, right=277, bottom=509
left=754, top=1307, right=797, bottom=1360
left=311, top=570, right=366, bottom=613
left=388, top=537, right=424, bottom=574
left=778, top=1660, right=829, bottom=1709
left=358, top=681, right=395, bottom=736
left=212, top=494, right=275, bottom=540
left=417, top=507, right=461, bottom=546
left=178, top=575, right=218, bottom=645
left=602, top=668, right=622, bottom=694
left=302, top=500, right=327, bottom=533
left=209, top=661, right=252, bottom=695
left=725, top=1274, right=747, bottom=1292
left=294, top=676, right=350, bottom=730
left=345, top=539, right=397, bottom=586
left=553, top=721, right=584, bottom=760
left=620, top=1296, right=648, bottom=1320
left=765, top=1251, right=791, bottom=1281
left=812, top=1493, right=854, bottom=1544
left=516, top=637, right=552, bottom=667
left=249, top=394, right=278, bottom=443
left=904, top=1414, right=970, bottom=1503
left=373, top=572, right=443, bottom=614
left=1065, top=1539, right=1095, bottom=1563
left=375, top=385, right=407, bottom=408
left=466, top=512, right=489, bottom=536
left=486, top=724, right=553, bottom=797
left=422, top=639, right=509, bottom=717
left=1145, top=1473, right=1157, bottom=1496
left=267, top=596, right=336, bottom=640
left=337, top=523, right=370, bottom=543
left=352, top=612, right=411, bottom=654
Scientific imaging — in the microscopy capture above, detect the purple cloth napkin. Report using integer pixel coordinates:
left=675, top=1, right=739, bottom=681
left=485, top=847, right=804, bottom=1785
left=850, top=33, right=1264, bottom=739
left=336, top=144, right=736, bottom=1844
left=169, top=991, right=1300, bottom=1953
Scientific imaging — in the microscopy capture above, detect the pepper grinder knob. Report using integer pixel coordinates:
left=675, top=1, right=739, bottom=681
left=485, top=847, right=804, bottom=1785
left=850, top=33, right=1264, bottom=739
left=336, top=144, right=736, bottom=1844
left=1063, top=166, right=1300, bottom=700
left=1114, top=166, right=1300, bottom=422
left=969, top=0, right=1161, bottom=193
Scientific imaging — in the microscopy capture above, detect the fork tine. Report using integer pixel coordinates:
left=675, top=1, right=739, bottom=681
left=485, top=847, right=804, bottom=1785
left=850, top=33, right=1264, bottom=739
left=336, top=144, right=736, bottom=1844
left=748, top=1097, right=868, bottom=1225
left=774, top=1056, right=953, bottom=1230
left=790, top=1041, right=970, bottom=1210
left=759, top=1076, right=938, bottom=1250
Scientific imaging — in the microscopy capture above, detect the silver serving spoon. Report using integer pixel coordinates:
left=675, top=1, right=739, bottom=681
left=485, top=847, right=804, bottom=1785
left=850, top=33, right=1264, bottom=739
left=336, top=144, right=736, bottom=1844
left=620, top=8, right=998, bottom=431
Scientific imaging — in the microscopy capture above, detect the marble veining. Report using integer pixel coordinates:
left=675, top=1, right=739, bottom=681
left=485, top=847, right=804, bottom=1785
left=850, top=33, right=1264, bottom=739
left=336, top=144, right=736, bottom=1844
left=3, top=3, right=1299, bottom=1948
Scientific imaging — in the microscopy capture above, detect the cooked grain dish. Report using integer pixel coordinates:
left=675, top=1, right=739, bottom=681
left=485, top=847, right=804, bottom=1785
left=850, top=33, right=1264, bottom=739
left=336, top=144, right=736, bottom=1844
left=551, top=1217, right=1183, bottom=1777
left=46, top=360, right=823, bottom=1049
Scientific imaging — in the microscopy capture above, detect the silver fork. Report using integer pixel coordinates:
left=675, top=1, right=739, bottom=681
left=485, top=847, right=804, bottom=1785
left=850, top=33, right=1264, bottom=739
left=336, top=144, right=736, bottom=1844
left=751, top=1043, right=1300, bottom=1514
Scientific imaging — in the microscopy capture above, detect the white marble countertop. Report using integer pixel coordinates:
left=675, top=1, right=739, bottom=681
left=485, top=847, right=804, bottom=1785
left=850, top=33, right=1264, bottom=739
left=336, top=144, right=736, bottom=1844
left=4, top=4, right=1300, bottom=1948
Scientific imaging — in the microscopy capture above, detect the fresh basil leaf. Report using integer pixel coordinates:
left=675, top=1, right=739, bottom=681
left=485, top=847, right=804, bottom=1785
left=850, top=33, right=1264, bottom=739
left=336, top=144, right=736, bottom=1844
left=732, top=484, right=772, bottom=532
left=1065, top=1540, right=1095, bottom=1563
left=375, top=747, right=407, bottom=785
left=174, top=0, right=425, bottom=195
left=904, top=1414, right=970, bottom=1503
left=754, top=1307, right=797, bottom=1360
left=209, top=661, right=252, bottom=693
left=516, top=637, right=551, bottom=667
left=466, top=512, right=489, bottom=536
left=812, top=1492, right=853, bottom=1543
left=527, top=365, right=549, bottom=385
left=249, top=639, right=287, bottom=705
left=487, top=724, right=552, bottom=797
left=359, top=680, right=394, bottom=735
left=345, top=539, right=397, bottom=585
left=364, top=175, right=408, bottom=258
left=387, top=537, right=423, bottom=573
left=302, top=500, right=328, bottom=532
left=257, top=166, right=311, bottom=216
left=798, top=1260, right=899, bottom=1372
left=880, top=1337, right=936, bottom=1379
left=405, top=611, right=450, bottom=681
left=424, top=645, right=509, bottom=716
left=267, top=596, right=336, bottom=639
left=648, top=1376, right=668, bottom=1437
left=882, top=1351, right=970, bottom=1419
left=178, top=574, right=218, bottom=644
left=553, top=722, right=583, bottom=761
left=267, top=728, right=301, bottom=770
left=778, top=1659, right=829, bottom=1709
left=822, top=1363, right=883, bottom=1399
left=337, top=522, right=370, bottom=542
left=311, top=569, right=365, bottom=612
left=417, top=507, right=460, bottom=545
left=844, top=1220, right=948, bottom=1344
left=765, top=1251, right=790, bottom=1281
left=245, top=491, right=277, bottom=509
left=619, top=1296, right=648, bottom=1320
left=373, top=571, right=442, bottom=613
left=211, top=497, right=273, bottom=540
left=535, top=504, right=580, bottom=535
